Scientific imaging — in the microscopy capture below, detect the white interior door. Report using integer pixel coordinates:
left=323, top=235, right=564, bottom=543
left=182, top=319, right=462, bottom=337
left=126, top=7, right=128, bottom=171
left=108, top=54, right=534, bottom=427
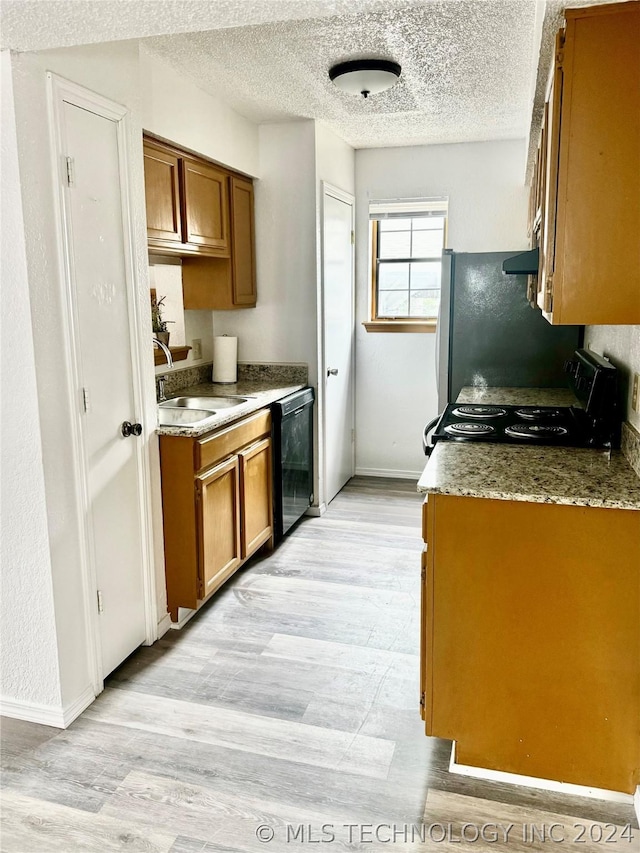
left=322, top=186, right=355, bottom=504
left=62, top=98, right=147, bottom=677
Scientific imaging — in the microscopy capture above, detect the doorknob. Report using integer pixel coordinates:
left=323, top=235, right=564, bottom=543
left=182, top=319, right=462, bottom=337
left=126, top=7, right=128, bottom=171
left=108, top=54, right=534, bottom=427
left=121, top=421, right=142, bottom=437
left=327, top=368, right=339, bottom=376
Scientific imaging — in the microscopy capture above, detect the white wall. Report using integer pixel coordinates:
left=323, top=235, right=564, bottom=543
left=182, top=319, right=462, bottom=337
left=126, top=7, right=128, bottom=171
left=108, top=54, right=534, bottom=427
left=0, top=50, right=63, bottom=714
left=140, top=46, right=259, bottom=177
left=355, top=139, right=529, bottom=478
left=141, top=47, right=261, bottom=381
left=214, top=120, right=357, bottom=508
left=8, top=40, right=160, bottom=718
left=214, top=121, right=318, bottom=379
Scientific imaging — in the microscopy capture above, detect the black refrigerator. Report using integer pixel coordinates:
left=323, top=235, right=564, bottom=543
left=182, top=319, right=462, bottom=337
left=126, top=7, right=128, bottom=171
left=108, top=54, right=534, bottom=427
left=436, top=250, right=583, bottom=410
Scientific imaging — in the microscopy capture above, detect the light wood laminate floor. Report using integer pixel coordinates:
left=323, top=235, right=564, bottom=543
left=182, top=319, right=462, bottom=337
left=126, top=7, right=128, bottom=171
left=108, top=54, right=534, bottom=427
left=2, top=477, right=637, bottom=852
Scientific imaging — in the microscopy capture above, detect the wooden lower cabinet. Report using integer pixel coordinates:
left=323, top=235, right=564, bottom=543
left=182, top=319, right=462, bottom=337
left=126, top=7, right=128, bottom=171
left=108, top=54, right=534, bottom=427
left=196, top=455, right=242, bottom=599
left=239, top=437, right=272, bottom=557
left=160, top=410, right=273, bottom=619
left=420, top=493, right=640, bottom=794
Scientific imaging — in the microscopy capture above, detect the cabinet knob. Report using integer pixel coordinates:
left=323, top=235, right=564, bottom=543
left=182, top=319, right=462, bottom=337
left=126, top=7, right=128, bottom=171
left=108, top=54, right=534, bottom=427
left=327, top=368, right=339, bottom=377
left=121, top=421, right=143, bottom=437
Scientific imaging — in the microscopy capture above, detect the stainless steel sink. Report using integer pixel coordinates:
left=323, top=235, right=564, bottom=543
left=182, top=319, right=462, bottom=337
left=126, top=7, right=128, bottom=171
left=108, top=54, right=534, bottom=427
left=157, top=407, right=217, bottom=428
left=159, top=396, right=250, bottom=410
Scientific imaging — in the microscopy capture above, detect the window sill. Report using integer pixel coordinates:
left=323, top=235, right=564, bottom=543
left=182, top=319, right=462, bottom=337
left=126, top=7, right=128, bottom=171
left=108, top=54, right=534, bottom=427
left=362, top=320, right=437, bottom=334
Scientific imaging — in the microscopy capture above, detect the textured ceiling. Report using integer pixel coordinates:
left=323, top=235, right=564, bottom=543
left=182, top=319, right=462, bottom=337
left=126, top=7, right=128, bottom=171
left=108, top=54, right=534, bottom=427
left=144, top=1, right=541, bottom=149
left=4, top=0, right=627, bottom=154
left=0, top=0, right=424, bottom=51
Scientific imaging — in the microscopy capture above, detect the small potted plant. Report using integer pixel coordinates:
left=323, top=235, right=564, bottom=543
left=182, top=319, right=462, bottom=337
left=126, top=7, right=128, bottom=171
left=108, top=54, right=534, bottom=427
left=151, top=293, right=173, bottom=347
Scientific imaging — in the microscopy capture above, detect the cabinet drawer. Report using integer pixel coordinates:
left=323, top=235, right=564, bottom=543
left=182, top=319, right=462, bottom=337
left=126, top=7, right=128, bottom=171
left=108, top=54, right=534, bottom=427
left=196, top=410, right=271, bottom=473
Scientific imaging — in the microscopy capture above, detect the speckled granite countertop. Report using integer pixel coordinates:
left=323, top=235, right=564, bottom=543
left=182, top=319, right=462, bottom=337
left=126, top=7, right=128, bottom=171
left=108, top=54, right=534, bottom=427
left=156, top=380, right=306, bottom=438
left=418, top=387, right=640, bottom=510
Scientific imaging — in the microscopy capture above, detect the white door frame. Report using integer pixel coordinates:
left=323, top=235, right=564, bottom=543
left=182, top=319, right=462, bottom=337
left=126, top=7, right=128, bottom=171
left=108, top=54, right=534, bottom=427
left=318, top=181, right=356, bottom=509
left=47, top=73, right=158, bottom=695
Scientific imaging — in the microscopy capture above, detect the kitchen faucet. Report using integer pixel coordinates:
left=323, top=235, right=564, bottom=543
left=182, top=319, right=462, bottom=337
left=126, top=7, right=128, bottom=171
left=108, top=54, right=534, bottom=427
left=153, top=338, right=173, bottom=368
left=153, top=339, right=173, bottom=403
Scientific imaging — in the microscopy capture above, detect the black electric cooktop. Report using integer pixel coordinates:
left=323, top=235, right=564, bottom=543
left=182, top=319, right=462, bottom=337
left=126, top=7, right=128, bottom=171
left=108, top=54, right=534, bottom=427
left=430, top=403, right=592, bottom=447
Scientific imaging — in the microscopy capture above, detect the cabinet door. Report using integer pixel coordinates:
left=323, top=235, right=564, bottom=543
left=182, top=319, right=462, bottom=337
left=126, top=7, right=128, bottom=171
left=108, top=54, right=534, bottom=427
left=537, top=33, right=563, bottom=316
left=182, top=158, right=230, bottom=255
left=196, top=455, right=241, bottom=598
left=143, top=141, right=182, bottom=245
left=239, top=437, right=273, bottom=558
left=230, top=177, right=257, bottom=306
left=552, top=4, right=640, bottom=324
left=420, top=496, right=434, bottom=728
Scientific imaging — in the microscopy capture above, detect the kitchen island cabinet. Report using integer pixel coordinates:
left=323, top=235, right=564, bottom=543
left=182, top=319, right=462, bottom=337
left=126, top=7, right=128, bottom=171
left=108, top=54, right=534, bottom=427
left=160, top=409, right=272, bottom=620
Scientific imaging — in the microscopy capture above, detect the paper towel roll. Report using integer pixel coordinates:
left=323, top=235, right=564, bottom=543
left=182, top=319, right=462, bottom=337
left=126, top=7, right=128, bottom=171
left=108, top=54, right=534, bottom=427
left=212, top=336, right=238, bottom=384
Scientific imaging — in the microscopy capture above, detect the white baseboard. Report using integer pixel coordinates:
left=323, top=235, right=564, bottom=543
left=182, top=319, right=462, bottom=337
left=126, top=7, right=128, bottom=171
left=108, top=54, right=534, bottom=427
left=449, top=743, right=633, bottom=804
left=169, top=607, right=197, bottom=630
left=0, top=685, right=95, bottom=729
left=156, top=612, right=172, bottom=639
left=305, top=503, right=326, bottom=517
left=355, top=467, right=422, bottom=481
left=634, top=787, right=640, bottom=826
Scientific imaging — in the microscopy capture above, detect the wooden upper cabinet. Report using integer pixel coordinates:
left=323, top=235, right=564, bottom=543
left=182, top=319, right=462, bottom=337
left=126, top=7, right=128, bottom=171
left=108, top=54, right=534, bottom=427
left=230, top=177, right=257, bottom=306
left=142, top=135, right=257, bottom=306
left=538, top=1, right=640, bottom=324
left=181, top=157, right=230, bottom=256
left=537, top=41, right=563, bottom=316
left=143, top=141, right=182, bottom=246
left=181, top=177, right=257, bottom=310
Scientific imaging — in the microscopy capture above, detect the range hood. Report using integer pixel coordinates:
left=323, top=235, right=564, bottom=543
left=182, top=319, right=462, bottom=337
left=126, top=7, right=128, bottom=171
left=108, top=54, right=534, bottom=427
left=502, top=248, right=539, bottom=275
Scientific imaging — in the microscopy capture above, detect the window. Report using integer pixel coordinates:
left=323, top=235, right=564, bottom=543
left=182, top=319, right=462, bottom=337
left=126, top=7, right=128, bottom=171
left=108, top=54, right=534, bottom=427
left=365, top=198, right=448, bottom=333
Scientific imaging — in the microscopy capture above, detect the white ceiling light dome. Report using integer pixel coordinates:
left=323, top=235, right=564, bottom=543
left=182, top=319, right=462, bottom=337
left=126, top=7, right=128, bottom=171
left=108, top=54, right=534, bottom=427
left=329, top=59, right=401, bottom=99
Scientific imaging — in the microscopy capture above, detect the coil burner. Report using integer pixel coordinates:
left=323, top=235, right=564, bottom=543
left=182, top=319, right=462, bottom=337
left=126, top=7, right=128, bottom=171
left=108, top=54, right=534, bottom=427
left=514, top=407, right=563, bottom=420
left=451, top=405, right=507, bottom=419
left=444, top=422, right=496, bottom=437
left=504, top=423, right=569, bottom=440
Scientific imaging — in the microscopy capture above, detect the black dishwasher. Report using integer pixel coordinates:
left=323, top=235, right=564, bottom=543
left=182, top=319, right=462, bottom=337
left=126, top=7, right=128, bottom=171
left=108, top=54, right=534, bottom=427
left=271, top=388, right=315, bottom=541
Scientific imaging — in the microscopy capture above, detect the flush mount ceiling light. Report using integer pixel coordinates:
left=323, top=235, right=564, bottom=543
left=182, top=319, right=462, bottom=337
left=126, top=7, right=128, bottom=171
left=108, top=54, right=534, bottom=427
left=329, top=59, right=401, bottom=99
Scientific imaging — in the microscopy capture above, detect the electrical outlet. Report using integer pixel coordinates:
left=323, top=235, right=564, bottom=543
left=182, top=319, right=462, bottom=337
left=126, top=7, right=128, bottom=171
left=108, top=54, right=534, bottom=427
left=192, top=338, right=202, bottom=360
left=632, top=372, right=640, bottom=413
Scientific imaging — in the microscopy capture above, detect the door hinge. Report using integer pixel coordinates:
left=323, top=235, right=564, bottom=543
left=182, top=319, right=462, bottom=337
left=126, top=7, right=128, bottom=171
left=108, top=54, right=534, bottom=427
left=421, top=565, right=426, bottom=582
left=419, top=691, right=426, bottom=709
left=65, top=156, right=75, bottom=187
left=97, top=590, right=104, bottom=613
left=82, top=387, right=90, bottom=413
left=351, top=428, right=355, bottom=443
left=351, top=230, right=355, bottom=245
